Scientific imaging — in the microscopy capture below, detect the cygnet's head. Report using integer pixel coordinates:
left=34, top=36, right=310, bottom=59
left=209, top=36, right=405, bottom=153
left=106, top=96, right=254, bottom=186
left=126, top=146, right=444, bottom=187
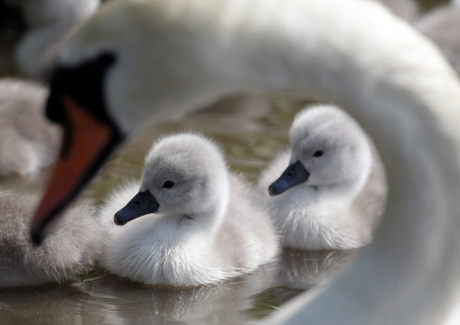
left=114, top=133, right=228, bottom=225
left=269, top=105, right=372, bottom=196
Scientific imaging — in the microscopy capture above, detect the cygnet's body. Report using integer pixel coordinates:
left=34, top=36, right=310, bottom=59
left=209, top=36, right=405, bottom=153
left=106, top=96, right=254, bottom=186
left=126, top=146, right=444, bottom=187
left=258, top=105, right=387, bottom=250
left=416, top=0, right=460, bottom=75
left=0, top=190, right=102, bottom=287
left=0, top=79, right=60, bottom=177
left=100, top=133, right=278, bottom=286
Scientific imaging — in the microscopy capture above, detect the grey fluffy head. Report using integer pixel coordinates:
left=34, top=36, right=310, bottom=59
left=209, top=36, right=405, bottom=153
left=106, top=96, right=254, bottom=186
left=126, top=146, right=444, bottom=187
left=140, top=133, right=229, bottom=216
left=289, top=105, right=372, bottom=188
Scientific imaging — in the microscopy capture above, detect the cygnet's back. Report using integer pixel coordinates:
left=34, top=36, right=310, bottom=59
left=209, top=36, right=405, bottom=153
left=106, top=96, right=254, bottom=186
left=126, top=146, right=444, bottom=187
left=0, top=79, right=60, bottom=177
left=100, top=133, right=278, bottom=286
left=258, top=105, right=387, bottom=250
left=0, top=189, right=103, bottom=287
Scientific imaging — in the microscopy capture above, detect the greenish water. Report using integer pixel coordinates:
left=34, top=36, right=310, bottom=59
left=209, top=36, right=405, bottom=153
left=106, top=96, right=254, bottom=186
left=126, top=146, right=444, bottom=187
left=0, top=249, right=356, bottom=325
left=87, top=95, right=308, bottom=204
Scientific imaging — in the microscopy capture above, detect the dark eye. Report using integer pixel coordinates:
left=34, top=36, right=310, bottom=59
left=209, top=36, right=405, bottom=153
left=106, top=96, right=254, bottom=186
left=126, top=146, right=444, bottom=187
left=162, top=180, right=175, bottom=189
left=313, top=150, right=324, bottom=157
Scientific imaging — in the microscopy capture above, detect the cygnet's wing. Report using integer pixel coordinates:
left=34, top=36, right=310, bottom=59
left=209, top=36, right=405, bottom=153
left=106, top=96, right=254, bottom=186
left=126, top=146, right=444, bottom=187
left=215, top=173, right=279, bottom=271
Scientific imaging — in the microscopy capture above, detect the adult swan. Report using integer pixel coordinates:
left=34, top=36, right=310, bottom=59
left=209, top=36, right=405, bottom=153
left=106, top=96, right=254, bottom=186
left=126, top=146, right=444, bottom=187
left=31, top=0, right=460, bottom=324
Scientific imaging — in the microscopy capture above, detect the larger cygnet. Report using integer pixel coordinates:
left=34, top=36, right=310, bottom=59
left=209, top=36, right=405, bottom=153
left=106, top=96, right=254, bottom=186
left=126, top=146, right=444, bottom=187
left=258, top=105, right=387, bottom=250
left=100, top=133, right=279, bottom=286
left=0, top=79, right=60, bottom=177
left=0, top=190, right=103, bottom=287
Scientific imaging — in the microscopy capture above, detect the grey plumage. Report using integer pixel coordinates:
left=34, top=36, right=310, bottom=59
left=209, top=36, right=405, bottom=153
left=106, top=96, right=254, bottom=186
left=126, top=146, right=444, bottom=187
left=100, top=133, right=279, bottom=286
left=258, top=105, right=387, bottom=250
left=0, top=79, right=60, bottom=177
left=0, top=190, right=104, bottom=287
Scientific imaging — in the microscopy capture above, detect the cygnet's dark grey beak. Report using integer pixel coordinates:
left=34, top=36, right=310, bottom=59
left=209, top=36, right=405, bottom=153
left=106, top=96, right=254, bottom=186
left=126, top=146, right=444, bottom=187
left=114, top=190, right=159, bottom=226
left=268, top=160, right=310, bottom=196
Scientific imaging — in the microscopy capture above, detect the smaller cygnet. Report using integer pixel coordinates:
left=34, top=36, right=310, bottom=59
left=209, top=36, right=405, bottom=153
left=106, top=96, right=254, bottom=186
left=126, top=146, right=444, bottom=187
left=100, top=133, right=279, bottom=286
left=258, top=104, right=387, bottom=250
left=0, top=79, right=60, bottom=177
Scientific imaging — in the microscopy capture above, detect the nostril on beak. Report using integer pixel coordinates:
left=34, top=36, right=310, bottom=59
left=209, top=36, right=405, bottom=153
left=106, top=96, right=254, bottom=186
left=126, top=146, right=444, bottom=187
left=135, top=201, right=140, bottom=206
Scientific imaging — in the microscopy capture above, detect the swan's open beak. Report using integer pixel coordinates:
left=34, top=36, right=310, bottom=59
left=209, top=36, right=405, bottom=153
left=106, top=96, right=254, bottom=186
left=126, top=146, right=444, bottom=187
left=31, top=96, right=123, bottom=245
left=268, top=160, right=310, bottom=196
left=114, top=190, right=159, bottom=225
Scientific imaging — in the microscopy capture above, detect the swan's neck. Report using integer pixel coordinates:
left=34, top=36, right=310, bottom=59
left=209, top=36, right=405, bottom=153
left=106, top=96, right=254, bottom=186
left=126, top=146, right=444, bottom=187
left=99, top=0, right=460, bottom=322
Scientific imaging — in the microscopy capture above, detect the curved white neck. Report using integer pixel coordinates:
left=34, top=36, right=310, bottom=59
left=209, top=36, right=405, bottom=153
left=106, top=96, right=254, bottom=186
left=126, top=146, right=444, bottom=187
left=144, top=0, right=460, bottom=323
left=75, top=0, right=460, bottom=323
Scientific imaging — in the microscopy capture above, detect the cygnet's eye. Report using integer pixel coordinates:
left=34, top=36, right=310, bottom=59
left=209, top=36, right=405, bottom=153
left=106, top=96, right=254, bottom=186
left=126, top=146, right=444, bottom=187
left=313, top=150, right=324, bottom=157
left=162, top=180, right=175, bottom=189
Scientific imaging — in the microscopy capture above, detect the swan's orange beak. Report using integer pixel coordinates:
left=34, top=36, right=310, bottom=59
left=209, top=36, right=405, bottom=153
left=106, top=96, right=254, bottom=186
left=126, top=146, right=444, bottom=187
left=31, top=96, right=121, bottom=244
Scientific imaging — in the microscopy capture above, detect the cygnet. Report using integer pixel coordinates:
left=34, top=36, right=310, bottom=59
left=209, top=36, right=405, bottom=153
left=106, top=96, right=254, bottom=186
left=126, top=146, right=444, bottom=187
left=100, top=133, right=279, bottom=286
left=0, top=78, right=60, bottom=177
left=0, top=190, right=103, bottom=287
left=258, top=105, right=387, bottom=250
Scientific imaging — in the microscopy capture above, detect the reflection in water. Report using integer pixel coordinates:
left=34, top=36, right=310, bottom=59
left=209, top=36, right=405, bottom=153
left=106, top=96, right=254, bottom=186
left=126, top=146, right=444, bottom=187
left=0, top=284, right=99, bottom=325
left=0, top=250, right=358, bottom=325
left=80, top=263, right=278, bottom=325
left=278, top=249, right=359, bottom=290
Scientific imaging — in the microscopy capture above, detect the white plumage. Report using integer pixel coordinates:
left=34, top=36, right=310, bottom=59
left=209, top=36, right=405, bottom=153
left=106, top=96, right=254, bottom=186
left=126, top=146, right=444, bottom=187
left=34, top=0, right=460, bottom=323
left=258, top=105, right=387, bottom=250
left=100, top=133, right=279, bottom=286
left=416, top=0, right=460, bottom=75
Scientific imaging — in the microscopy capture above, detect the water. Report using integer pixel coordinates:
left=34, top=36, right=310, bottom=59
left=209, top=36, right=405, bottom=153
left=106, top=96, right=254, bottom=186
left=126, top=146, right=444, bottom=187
left=0, top=249, right=356, bottom=324
left=0, top=0, right=450, bottom=324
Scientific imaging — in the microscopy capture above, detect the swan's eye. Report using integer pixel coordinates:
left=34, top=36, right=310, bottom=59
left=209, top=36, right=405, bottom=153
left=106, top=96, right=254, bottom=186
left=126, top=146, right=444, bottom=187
left=313, top=150, right=324, bottom=157
left=162, top=180, right=175, bottom=189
